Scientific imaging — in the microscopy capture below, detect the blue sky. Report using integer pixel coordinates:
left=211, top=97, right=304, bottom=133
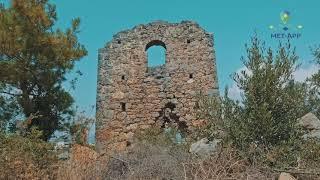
left=4, top=0, right=320, bottom=117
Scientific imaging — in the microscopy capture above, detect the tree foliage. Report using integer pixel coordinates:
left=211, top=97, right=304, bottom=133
left=195, top=37, right=320, bottom=169
left=311, top=47, right=320, bottom=87
left=227, top=37, right=310, bottom=149
left=308, top=47, right=320, bottom=116
left=198, top=37, right=315, bottom=151
left=0, top=0, right=87, bottom=140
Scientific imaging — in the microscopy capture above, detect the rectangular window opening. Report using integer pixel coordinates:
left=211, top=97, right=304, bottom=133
left=189, top=73, right=193, bottom=79
left=121, top=102, right=126, bottom=111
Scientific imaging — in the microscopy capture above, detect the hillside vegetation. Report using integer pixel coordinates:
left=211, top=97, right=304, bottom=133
left=1, top=1, right=320, bottom=180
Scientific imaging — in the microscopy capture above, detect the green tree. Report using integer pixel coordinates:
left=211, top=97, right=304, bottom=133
left=195, top=37, right=320, bottom=168
left=196, top=37, right=313, bottom=151
left=311, top=47, right=320, bottom=87
left=308, top=47, right=320, bottom=117
left=0, top=0, right=87, bottom=140
left=227, top=37, right=309, bottom=149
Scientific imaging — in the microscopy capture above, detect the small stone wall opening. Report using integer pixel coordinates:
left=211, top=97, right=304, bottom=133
left=121, top=103, right=126, bottom=111
left=189, top=73, right=193, bottom=79
left=146, top=40, right=166, bottom=69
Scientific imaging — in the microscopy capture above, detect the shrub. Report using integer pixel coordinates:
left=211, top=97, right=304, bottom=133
left=0, top=129, right=57, bottom=179
left=194, top=92, right=224, bottom=141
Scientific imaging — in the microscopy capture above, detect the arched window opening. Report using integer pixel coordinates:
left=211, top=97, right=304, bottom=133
left=146, top=40, right=166, bottom=68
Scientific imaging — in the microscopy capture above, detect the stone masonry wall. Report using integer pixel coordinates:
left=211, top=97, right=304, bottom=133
left=96, top=21, right=219, bottom=153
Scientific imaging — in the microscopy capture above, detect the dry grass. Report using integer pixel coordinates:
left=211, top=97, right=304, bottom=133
left=0, top=160, right=57, bottom=180
left=4, top=142, right=319, bottom=180
left=56, top=144, right=104, bottom=180
left=105, top=142, right=189, bottom=180
left=4, top=133, right=319, bottom=179
left=103, top=142, right=276, bottom=180
left=182, top=147, right=275, bottom=180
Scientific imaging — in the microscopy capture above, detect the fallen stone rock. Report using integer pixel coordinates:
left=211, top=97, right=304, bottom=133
left=189, top=138, right=221, bottom=157
left=297, top=113, right=320, bottom=140
left=302, top=130, right=320, bottom=140
left=278, top=172, right=296, bottom=180
left=297, top=112, right=320, bottom=130
left=57, top=151, right=70, bottom=160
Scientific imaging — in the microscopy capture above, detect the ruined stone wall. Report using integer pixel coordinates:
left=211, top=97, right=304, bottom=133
left=96, top=21, right=219, bottom=152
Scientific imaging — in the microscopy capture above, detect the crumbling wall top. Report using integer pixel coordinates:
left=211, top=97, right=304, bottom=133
left=99, top=20, right=214, bottom=54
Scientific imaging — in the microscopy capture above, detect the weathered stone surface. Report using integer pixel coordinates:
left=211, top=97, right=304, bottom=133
left=297, top=112, right=320, bottom=130
left=278, top=172, right=296, bottom=180
left=57, top=151, right=70, bottom=160
left=297, top=113, right=320, bottom=140
left=189, top=138, right=221, bottom=157
left=96, top=21, right=219, bottom=152
left=303, top=130, right=320, bottom=139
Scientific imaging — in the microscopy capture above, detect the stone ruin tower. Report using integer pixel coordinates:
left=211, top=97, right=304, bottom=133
left=96, top=21, right=219, bottom=152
